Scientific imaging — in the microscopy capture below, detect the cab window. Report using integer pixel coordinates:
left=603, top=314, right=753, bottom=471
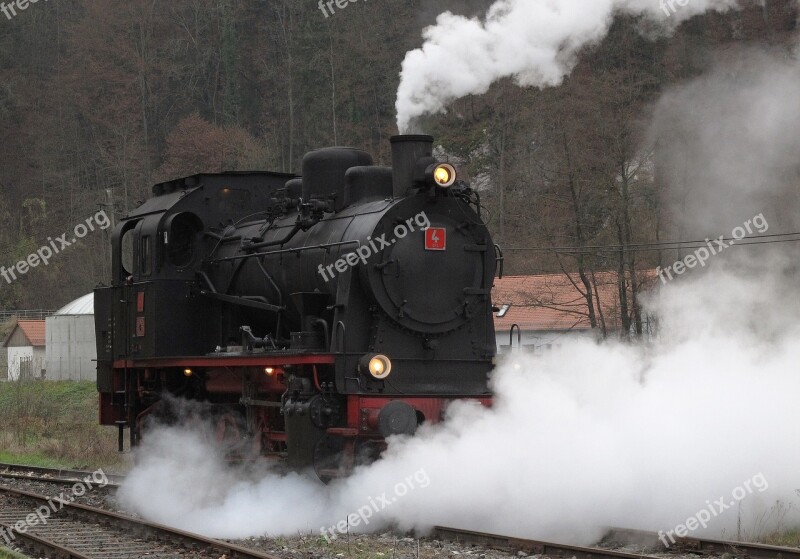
left=166, top=213, right=202, bottom=268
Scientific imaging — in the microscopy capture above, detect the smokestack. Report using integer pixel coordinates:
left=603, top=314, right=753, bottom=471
left=390, top=135, right=433, bottom=198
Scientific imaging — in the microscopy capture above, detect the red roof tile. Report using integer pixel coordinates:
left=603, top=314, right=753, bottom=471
left=492, top=270, right=657, bottom=332
left=16, top=320, right=46, bottom=346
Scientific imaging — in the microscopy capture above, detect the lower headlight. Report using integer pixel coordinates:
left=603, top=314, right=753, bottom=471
left=360, top=353, right=392, bottom=379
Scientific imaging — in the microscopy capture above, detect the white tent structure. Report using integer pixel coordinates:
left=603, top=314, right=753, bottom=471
left=45, top=293, right=96, bottom=381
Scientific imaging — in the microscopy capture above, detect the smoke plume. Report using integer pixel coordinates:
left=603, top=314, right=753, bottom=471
left=396, top=0, right=741, bottom=133
left=651, top=49, right=800, bottom=237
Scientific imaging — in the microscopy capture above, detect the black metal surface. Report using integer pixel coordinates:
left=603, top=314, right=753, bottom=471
left=95, top=135, right=498, bottom=469
left=378, top=400, right=418, bottom=437
left=302, top=147, right=374, bottom=212
left=390, top=135, right=433, bottom=197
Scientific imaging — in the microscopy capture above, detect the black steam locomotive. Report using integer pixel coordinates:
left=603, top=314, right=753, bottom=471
left=95, top=135, right=499, bottom=478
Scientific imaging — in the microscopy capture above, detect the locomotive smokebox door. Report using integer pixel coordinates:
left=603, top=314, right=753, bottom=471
left=367, top=209, right=486, bottom=335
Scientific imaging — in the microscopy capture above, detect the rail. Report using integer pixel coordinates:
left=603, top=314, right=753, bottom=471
left=433, top=525, right=800, bottom=559
left=432, top=526, right=663, bottom=559
left=0, top=485, right=282, bottom=559
left=0, top=462, right=125, bottom=487
left=603, top=526, right=800, bottom=559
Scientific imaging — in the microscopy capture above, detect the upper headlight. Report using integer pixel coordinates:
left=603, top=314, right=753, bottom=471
left=429, top=163, right=457, bottom=188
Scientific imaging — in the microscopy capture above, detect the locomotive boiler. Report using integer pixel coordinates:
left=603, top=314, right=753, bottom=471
left=95, top=135, right=500, bottom=479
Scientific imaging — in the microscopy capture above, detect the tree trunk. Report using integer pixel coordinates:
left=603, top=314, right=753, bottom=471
left=563, top=131, right=597, bottom=329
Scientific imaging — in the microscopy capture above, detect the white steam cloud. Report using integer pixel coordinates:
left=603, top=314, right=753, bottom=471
left=118, top=52, right=800, bottom=544
left=396, top=0, right=741, bottom=133
left=651, top=49, right=800, bottom=237
left=119, top=262, right=800, bottom=542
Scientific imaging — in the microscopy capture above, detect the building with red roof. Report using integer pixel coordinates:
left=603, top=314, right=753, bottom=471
left=492, top=270, right=657, bottom=352
left=3, top=320, right=47, bottom=380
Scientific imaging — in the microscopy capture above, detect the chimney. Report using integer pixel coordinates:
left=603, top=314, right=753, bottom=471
left=390, top=135, right=433, bottom=198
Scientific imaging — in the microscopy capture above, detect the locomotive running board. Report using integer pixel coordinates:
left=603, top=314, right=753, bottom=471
left=113, top=354, right=335, bottom=368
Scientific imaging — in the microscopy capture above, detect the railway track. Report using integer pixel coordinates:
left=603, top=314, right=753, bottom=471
left=433, top=525, right=800, bottom=559
left=0, top=485, right=280, bottom=559
left=602, top=527, right=800, bottom=559
left=432, top=526, right=664, bottom=559
left=0, top=463, right=125, bottom=487
left=4, top=465, right=798, bottom=559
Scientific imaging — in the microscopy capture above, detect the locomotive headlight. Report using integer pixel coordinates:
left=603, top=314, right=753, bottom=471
left=360, top=353, right=392, bottom=379
left=183, top=368, right=194, bottom=377
left=432, top=163, right=457, bottom=188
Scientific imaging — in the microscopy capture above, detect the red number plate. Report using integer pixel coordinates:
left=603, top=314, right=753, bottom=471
left=425, top=227, right=446, bottom=251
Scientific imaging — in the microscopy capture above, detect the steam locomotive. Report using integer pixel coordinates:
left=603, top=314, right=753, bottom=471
left=95, top=135, right=500, bottom=479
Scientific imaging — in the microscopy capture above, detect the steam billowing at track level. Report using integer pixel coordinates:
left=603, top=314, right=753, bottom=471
left=395, top=0, right=742, bottom=133
left=118, top=264, right=800, bottom=543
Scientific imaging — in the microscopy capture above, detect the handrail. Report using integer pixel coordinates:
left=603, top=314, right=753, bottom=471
left=0, top=310, right=57, bottom=323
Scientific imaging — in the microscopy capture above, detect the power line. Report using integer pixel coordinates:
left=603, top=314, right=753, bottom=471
left=503, top=232, right=800, bottom=254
